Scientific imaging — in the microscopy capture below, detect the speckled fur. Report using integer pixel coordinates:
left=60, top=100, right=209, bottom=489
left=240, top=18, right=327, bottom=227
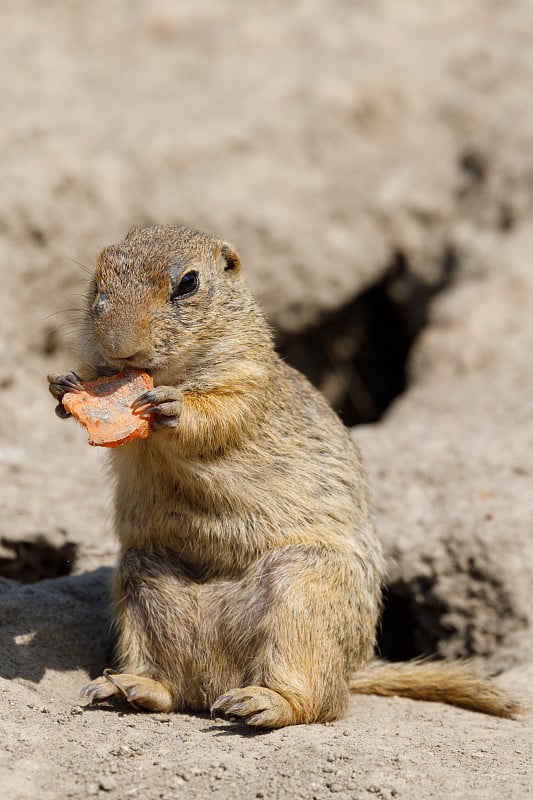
left=49, top=226, right=519, bottom=726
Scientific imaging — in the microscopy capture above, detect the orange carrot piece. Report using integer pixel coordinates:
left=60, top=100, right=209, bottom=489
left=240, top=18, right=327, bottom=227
left=62, top=371, right=154, bottom=448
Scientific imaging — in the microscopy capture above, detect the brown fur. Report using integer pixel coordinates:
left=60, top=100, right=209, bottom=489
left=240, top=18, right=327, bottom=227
left=48, top=225, right=520, bottom=727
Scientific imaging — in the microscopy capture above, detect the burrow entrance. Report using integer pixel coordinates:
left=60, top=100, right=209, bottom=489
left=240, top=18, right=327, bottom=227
left=0, top=536, right=77, bottom=583
left=276, top=248, right=455, bottom=426
left=376, top=579, right=453, bottom=662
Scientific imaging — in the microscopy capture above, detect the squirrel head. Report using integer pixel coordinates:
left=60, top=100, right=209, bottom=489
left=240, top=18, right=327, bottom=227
left=80, top=225, right=272, bottom=388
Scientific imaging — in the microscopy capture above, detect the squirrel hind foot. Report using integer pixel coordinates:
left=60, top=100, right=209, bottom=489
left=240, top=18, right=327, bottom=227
left=81, top=672, right=175, bottom=713
left=211, top=685, right=308, bottom=729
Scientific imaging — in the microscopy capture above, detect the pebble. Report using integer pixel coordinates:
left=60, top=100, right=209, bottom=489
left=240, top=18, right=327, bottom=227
left=99, top=778, right=117, bottom=792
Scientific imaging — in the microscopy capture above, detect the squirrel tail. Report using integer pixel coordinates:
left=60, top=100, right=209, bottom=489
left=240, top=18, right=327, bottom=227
left=348, top=658, right=522, bottom=718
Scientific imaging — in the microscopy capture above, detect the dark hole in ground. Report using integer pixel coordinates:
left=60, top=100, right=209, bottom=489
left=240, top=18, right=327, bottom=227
left=276, top=248, right=456, bottom=426
left=0, top=536, right=77, bottom=583
left=459, top=151, right=486, bottom=187
left=377, top=578, right=455, bottom=661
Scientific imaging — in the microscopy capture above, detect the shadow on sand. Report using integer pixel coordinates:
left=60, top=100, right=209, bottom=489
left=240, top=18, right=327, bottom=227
left=0, top=567, right=114, bottom=683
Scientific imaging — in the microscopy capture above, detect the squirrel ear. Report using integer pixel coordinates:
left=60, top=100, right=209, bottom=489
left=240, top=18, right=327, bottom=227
left=219, top=242, right=241, bottom=274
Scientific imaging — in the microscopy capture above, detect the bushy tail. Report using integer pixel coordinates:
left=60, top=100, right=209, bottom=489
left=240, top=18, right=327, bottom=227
left=349, top=658, right=522, bottom=718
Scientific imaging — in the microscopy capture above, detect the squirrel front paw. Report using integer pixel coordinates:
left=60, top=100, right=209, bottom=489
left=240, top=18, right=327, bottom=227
left=47, top=372, right=83, bottom=418
left=132, top=385, right=184, bottom=429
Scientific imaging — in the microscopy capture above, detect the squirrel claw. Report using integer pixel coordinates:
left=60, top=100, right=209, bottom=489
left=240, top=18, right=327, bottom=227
left=211, top=693, right=233, bottom=712
left=47, top=371, right=83, bottom=398
left=132, top=386, right=183, bottom=428
left=48, top=371, right=84, bottom=417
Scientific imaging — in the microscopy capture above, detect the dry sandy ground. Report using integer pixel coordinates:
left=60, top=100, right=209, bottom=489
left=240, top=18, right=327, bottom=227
left=1, top=1, right=532, bottom=798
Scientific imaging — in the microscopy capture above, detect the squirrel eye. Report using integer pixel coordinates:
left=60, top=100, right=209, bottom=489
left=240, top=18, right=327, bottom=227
left=171, top=271, right=199, bottom=302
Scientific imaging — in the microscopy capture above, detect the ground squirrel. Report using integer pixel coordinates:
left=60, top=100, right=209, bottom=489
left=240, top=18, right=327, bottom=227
left=48, top=225, right=518, bottom=727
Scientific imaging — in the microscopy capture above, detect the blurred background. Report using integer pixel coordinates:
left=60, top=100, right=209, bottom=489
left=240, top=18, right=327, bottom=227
left=0, top=0, right=533, bottom=416
left=1, top=0, right=532, bottom=665
left=4, top=0, right=532, bottom=424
